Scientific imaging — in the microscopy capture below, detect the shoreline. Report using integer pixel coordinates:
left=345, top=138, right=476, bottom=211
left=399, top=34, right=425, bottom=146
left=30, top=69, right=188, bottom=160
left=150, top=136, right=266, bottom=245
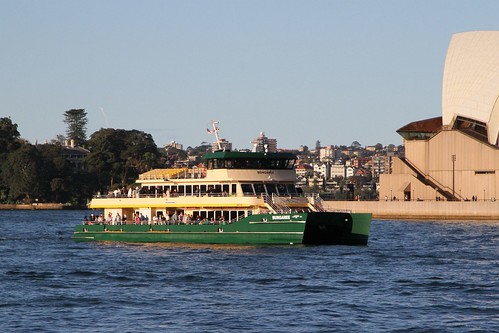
left=323, top=200, right=499, bottom=220
left=0, top=203, right=86, bottom=210
left=2, top=201, right=498, bottom=221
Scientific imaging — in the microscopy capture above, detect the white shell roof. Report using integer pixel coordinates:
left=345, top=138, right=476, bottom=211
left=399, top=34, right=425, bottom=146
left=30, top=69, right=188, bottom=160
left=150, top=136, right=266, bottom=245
left=442, top=31, right=499, bottom=145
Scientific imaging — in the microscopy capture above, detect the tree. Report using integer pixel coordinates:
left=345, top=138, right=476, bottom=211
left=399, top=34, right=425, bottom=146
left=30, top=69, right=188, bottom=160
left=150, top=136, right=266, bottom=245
left=63, top=109, right=88, bottom=146
left=0, top=117, right=21, bottom=156
left=86, top=128, right=160, bottom=189
left=0, top=117, right=22, bottom=201
left=1, top=144, right=41, bottom=202
left=351, top=141, right=361, bottom=148
left=315, top=140, right=321, bottom=151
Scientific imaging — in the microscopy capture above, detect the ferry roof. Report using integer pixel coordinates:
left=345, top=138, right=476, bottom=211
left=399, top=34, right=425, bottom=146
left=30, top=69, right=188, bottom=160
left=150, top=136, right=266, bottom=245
left=204, top=151, right=297, bottom=160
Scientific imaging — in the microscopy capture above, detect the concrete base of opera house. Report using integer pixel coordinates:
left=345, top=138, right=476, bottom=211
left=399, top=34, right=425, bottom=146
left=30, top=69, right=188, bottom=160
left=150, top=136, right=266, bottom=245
left=323, top=200, right=499, bottom=220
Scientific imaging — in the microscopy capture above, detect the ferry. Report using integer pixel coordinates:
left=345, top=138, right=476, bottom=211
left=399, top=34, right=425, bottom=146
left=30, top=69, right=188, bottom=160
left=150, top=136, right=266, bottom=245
left=74, top=123, right=371, bottom=245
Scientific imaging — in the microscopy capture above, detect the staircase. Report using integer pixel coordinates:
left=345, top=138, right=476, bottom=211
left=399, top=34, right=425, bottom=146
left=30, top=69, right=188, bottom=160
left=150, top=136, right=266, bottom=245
left=306, top=194, right=326, bottom=212
left=262, top=194, right=291, bottom=213
left=400, top=157, right=461, bottom=201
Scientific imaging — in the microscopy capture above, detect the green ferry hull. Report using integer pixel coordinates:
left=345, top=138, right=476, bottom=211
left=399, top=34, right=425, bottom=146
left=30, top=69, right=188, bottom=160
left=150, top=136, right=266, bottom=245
left=74, top=212, right=371, bottom=245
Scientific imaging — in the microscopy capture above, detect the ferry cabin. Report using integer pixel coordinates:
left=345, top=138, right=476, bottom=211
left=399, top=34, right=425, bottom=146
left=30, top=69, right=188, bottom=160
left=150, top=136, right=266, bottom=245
left=89, top=151, right=317, bottom=224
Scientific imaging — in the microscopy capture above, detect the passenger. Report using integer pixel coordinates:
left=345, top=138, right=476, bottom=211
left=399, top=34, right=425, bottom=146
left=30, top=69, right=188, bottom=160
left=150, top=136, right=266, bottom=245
left=179, top=212, right=184, bottom=223
left=114, top=213, right=121, bottom=225
left=107, top=212, right=113, bottom=225
left=153, top=215, right=158, bottom=225
left=97, top=214, right=104, bottom=224
left=171, top=211, right=178, bottom=225
left=139, top=213, right=145, bottom=224
left=122, top=214, right=128, bottom=224
left=184, top=214, right=192, bottom=224
left=83, top=216, right=88, bottom=224
left=135, top=213, right=140, bottom=225
left=164, top=213, right=171, bottom=225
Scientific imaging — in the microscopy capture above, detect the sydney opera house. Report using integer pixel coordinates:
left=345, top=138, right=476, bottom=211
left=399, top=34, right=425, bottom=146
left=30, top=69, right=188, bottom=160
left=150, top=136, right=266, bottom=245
left=380, top=31, right=499, bottom=202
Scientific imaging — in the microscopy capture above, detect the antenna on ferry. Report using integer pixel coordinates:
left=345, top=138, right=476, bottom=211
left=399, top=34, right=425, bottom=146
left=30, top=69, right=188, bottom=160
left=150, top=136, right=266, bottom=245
left=208, top=121, right=222, bottom=150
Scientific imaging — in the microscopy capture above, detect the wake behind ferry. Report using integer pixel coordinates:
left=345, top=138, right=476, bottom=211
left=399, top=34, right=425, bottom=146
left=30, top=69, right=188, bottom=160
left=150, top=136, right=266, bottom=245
left=74, top=122, right=371, bottom=245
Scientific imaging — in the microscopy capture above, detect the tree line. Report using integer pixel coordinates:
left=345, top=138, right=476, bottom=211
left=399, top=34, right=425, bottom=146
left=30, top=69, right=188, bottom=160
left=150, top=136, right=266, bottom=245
left=0, top=110, right=163, bottom=206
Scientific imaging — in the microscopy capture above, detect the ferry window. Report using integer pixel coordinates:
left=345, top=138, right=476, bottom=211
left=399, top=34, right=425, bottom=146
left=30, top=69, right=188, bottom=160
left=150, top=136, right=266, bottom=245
left=193, top=210, right=200, bottom=219
left=241, top=184, right=254, bottom=195
left=230, top=211, right=237, bottom=221
left=224, top=160, right=233, bottom=168
left=214, top=185, right=222, bottom=194
left=186, top=185, right=192, bottom=195
left=238, top=210, right=245, bottom=219
left=200, top=211, right=207, bottom=219
left=178, top=185, right=184, bottom=196
left=222, top=211, right=229, bottom=221
left=171, top=186, right=178, bottom=195
left=265, top=183, right=277, bottom=195
left=286, top=184, right=297, bottom=194
left=222, top=184, right=229, bottom=195
left=277, top=184, right=287, bottom=195
left=208, top=211, right=215, bottom=221
left=254, top=183, right=265, bottom=195
left=200, top=185, right=207, bottom=195
left=207, top=160, right=214, bottom=170
left=231, top=184, right=236, bottom=194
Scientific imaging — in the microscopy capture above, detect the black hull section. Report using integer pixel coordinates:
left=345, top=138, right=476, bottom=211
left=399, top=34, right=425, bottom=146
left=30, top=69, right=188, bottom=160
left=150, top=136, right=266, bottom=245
left=302, top=212, right=367, bottom=245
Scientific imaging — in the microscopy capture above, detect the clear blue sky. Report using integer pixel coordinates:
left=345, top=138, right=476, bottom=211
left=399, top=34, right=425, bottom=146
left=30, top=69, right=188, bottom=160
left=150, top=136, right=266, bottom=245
left=2, top=1, right=499, bottom=150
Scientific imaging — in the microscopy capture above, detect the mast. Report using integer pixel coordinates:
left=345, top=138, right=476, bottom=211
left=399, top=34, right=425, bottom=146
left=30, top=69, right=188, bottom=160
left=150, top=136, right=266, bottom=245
left=209, top=121, right=222, bottom=150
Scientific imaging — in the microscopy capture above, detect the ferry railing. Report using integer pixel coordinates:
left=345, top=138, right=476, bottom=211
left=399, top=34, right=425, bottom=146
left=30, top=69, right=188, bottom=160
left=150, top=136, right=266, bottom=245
left=262, top=194, right=292, bottom=214
left=305, top=193, right=326, bottom=212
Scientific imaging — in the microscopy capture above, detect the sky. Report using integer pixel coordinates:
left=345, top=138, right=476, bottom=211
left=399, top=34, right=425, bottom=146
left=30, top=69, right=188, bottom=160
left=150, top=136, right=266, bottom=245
left=2, top=1, right=499, bottom=150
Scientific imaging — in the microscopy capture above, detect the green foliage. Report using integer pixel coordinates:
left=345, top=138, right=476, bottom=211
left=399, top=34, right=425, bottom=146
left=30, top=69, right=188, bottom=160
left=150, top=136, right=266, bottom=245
left=63, top=109, right=88, bottom=145
left=86, top=128, right=160, bottom=190
left=1, top=144, right=41, bottom=202
left=0, top=117, right=21, bottom=156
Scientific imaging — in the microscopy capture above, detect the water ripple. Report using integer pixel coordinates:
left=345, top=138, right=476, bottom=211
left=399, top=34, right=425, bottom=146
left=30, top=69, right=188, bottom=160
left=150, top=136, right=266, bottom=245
left=0, top=212, right=498, bottom=332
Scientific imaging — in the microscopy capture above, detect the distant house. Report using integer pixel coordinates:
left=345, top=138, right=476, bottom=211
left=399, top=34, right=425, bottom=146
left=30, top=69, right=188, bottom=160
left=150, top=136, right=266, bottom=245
left=62, top=140, right=89, bottom=169
left=296, top=164, right=314, bottom=178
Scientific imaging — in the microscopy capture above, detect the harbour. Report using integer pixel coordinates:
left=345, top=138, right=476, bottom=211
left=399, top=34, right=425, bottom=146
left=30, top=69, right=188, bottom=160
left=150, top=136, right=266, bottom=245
left=1, top=210, right=497, bottom=332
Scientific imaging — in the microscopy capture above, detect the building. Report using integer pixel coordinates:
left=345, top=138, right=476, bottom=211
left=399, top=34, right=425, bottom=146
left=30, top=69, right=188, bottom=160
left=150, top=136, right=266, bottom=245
left=330, top=163, right=346, bottom=178
left=380, top=31, right=499, bottom=201
left=296, top=164, right=314, bottom=178
left=211, top=138, right=232, bottom=151
left=61, top=140, right=90, bottom=169
left=319, top=145, right=334, bottom=162
left=251, top=132, right=277, bottom=152
left=312, top=163, right=330, bottom=179
left=165, top=141, right=183, bottom=150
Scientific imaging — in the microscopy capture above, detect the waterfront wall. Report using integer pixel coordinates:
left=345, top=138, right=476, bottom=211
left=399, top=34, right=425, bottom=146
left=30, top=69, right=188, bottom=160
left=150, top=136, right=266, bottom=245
left=323, top=200, right=499, bottom=220
left=0, top=203, right=64, bottom=210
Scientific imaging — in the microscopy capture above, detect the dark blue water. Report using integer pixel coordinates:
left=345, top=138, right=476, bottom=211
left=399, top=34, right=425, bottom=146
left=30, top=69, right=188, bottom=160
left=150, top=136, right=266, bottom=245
left=0, top=210, right=497, bottom=332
